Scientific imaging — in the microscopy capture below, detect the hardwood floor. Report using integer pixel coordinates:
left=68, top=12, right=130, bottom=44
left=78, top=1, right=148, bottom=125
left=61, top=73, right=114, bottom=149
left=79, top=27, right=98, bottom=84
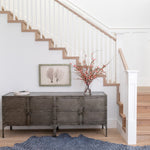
left=0, top=129, right=150, bottom=147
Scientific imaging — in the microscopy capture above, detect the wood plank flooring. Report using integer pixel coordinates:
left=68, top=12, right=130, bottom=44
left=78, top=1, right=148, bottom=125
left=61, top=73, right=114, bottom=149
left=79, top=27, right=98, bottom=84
left=0, top=129, right=150, bottom=147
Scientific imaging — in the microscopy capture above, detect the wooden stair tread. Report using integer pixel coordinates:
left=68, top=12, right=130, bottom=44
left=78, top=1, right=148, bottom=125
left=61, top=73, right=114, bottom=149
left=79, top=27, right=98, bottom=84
left=49, top=47, right=66, bottom=50
left=137, top=87, right=150, bottom=95
left=137, top=131, right=150, bottom=135
left=137, top=126, right=150, bottom=135
left=137, top=114, right=150, bottom=119
left=137, top=102, right=150, bottom=106
left=138, top=92, right=150, bottom=96
left=8, top=20, right=25, bottom=23
left=23, top=29, right=39, bottom=33
left=36, top=39, right=53, bottom=42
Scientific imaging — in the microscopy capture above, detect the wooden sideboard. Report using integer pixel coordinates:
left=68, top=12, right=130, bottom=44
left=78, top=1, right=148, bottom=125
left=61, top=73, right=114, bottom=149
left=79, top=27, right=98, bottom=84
left=2, top=92, right=107, bottom=138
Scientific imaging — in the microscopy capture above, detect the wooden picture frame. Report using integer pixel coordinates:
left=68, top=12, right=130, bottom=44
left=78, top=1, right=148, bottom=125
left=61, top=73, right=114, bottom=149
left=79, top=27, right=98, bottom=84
left=39, top=64, right=71, bottom=86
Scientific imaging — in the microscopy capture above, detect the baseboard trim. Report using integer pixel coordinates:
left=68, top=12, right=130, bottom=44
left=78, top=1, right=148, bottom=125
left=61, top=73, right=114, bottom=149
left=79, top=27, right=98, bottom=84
left=117, top=120, right=127, bottom=143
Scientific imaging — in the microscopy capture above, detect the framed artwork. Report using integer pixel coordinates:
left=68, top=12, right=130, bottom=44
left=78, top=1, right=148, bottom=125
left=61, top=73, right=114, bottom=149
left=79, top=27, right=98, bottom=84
left=39, top=64, right=71, bottom=86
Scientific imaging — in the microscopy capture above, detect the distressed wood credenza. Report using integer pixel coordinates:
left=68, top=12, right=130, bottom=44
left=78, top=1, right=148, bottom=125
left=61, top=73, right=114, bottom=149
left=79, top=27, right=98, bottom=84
left=2, top=92, right=107, bottom=138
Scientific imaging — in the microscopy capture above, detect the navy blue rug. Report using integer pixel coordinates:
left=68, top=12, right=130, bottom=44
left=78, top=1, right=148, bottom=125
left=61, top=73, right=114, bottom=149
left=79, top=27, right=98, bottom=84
left=0, top=133, right=150, bottom=150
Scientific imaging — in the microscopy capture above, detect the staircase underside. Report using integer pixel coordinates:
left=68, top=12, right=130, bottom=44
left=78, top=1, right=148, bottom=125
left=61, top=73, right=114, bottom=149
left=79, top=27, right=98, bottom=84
left=0, top=9, right=126, bottom=132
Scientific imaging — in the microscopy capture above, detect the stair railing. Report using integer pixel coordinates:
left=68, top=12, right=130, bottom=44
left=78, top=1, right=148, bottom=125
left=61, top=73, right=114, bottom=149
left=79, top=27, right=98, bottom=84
left=0, top=0, right=117, bottom=83
left=118, top=48, right=138, bottom=144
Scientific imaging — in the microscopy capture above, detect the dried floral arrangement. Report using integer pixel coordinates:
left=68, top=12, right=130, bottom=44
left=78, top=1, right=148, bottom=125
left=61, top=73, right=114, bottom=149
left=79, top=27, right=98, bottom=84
left=72, top=54, right=109, bottom=95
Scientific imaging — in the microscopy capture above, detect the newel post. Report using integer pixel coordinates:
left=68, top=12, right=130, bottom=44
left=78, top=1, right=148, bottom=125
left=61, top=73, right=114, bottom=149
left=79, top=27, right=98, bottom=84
left=127, top=70, right=138, bottom=145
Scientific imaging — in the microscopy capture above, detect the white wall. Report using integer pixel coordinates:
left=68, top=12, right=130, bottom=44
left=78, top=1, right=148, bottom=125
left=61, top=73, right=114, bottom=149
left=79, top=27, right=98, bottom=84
left=61, top=0, right=150, bottom=87
left=0, top=14, right=118, bottom=128
left=117, top=32, right=150, bottom=86
left=65, top=0, right=150, bottom=28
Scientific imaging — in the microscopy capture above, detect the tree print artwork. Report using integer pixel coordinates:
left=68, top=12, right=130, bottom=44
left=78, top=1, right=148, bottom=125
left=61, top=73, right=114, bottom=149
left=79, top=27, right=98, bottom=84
left=39, top=64, right=71, bottom=86
left=47, top=68, right=64, bottom=83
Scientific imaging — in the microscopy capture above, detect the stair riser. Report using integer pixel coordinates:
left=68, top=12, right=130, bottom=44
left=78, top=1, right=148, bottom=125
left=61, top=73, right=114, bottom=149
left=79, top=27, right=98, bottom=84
left=137, top=95, right=150, bottom=102
left=137, top=132, right=150, bottom=135
left=137, top=106, right=150, bottom=113
left=137, top=120, right=150, bottom=126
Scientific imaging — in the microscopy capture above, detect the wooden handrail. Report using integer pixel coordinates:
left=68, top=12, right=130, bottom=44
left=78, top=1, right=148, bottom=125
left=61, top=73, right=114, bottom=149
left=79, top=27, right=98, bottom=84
left=55, top=0, right=116, bottom=41
left=118, top=48, right=128, bottom=70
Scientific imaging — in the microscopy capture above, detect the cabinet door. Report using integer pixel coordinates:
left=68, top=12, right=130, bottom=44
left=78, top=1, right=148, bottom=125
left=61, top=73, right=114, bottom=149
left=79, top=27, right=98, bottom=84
left=30, top=97, right=53, bottom=125
left=56, top=96, right=82, bottom=125
left=83, top=96, right=107, bottom=125
left=2, top=97, right=27, bottom=126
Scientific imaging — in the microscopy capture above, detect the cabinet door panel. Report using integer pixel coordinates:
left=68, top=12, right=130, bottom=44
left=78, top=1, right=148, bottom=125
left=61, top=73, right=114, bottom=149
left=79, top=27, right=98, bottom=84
left=30, top=97, right=53, bottom=111
left=2, top=97, right=27, bottom=126
left=56, top=96, right=82, bottom=111
left=56, top=96, right=82, bottom=125
left=3, top=111, right=26, bottom=125
left=84, top=96, right=106, bottom=111
left=3, top=97, right=26, bottom=110
left=30, top=97, right=53, bottom=125
left=57, top=112, right=79, bottom=125
left=30, top=111, right=52, bottom=125
left=83, top=112, right=106, bottom=125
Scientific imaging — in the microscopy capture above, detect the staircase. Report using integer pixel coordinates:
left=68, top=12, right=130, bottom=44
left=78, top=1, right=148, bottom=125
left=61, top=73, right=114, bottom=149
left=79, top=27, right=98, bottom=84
left=0, top=0, right=117, bottom=83
left=137, top=87, right=150, bottom=135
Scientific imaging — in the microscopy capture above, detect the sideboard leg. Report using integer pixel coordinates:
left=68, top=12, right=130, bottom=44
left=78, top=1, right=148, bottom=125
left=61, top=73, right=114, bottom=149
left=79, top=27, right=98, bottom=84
left=105, top=124, right=107, bottom=137
left=56, top=126, right=59, bottom=131
left=2, top=125, right=4, bottom=138
left=53, top=126, right=57, bottom=137
left=10, top=126, right=12, bottom=131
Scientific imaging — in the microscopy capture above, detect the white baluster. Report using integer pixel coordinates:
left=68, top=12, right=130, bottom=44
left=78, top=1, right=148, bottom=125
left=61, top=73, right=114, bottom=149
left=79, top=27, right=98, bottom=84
left=86, top=27, right=90, bottom=64
left=1, top=0, right=3, bottom=10
left=26, top=0, right=29, bottom=28
left=108, top=37, right=111, bottom=83
left=89, top=28, right=93, bottom=63
left=104, top=36, right=108, bottom=82
left=29, top=0, right=32, bottom=27
left=81, top=21, right=86, bottom=63
left=63, top=8, right=67, bottom=48
left=111, top=40, right=114, bottom=82
left=55, top=2, right=58, bottom=43
left=48, top=0, right=50, bottom=38
left=109, top=39, right=112, bottom=83
left=22, top=0, right=26, bottom=20
left=78, top=18, right=82, bottom=57
left=9, top=0, right=11, bottom=11
left=100, top=33, right=104, bottom=66
left=13, top=0, right=15, bottom=19
left=114, top=41, right=117, bottom=82
left=59, top=5, right=63, bottom=46
left=65, top=9, right=69, bottom=50
left=32, top=0, right=35, bottom=28
left=49, top=0, right=53, bottom=38
left=69, top=13, right=73, bottom=56
left=16, top=0, right=19, bottom=18
left=44, top=0, right=47, bottom=37
left=5, top=0, right=8, bottom=10
left=53, top=0, right=56, bottom=44
left=36, top=0, right=39, bottom=29
left=3, top=0, right=6, bottom=10
left=40, top=0, right=43, bottom=37
left=95, top=31, right=98, bottom=65
left=0, top=0, right=1, bottom=11
left=18, top=0, right=21, bottom=19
